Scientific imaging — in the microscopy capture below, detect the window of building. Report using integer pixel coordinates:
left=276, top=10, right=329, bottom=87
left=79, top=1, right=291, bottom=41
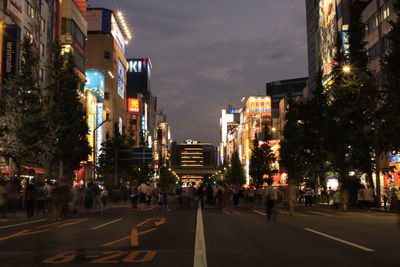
left=26, top=1, right=34, bottom=19
left=61, top=18, right=86, bottom=50
left=39, top=68, right=44, bottom=82
left=40, top=18, right=45, bottom=32
left=104, top=92, right=110, bottom=100
left=39, top=42, right=44, bottom=57
left=104, top=51, right=111, bottom=59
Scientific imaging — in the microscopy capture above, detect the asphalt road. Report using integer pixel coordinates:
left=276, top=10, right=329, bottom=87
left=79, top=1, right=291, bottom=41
left=0, top=202, right=399, bottom=267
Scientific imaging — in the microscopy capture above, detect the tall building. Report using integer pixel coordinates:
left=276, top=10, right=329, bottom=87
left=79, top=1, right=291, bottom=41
left=219, top=105, right=240, bottom=166
left=266, top=77, right=308, bottom=117
left=86, top=8, right=132, bottom=178
left=58, top=0, right=87, bottom=82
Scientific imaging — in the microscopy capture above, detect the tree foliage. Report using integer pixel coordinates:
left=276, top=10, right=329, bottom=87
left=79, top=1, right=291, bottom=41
left=0, top=36, right=45, bottom=175
left=225, top=150, right=245, bottom=185
left=250, top=121, right=276, bottom=186
left=41, top=41, right=90, bottom=179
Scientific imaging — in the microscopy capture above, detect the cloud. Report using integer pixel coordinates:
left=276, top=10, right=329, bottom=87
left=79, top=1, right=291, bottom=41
left=88, top=0, right=308, bottom=144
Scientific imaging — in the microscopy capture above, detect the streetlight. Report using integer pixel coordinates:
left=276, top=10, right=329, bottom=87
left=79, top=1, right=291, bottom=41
left=342, top=65, right=351, bottom=73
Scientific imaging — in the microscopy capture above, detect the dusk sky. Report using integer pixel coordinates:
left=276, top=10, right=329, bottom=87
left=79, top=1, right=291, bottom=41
left=88, top=0, right=308, bottom=145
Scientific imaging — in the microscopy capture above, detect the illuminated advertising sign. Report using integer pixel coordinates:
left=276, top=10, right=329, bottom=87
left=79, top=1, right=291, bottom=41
left=230, top=108, right=239, bottom=114
left=85, top=70, right=105, bottom=102
left=118, top=59, right=125, bottom=99
left=111, top=14, right=125, bottom=53
left=2, top=24, right=20, bottom=84
left=245, top=96, right=272, bottom=117
left=88, top=113, right=95, bottom=161
left=128, top=98, right=140, bottom=113
left=126, top=58, right=152, bottom=98
left=341, top=24, right=350, bottom=61
left=96, top=103, right=104, bottom=161
left=319, top=0, right=337, bottom=76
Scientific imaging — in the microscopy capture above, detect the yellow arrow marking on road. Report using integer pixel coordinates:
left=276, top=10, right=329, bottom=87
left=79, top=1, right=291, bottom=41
left=102, top=228, right=158, bottom=247
left=0, top=229, right=50, bottom=242
left=135, top=217, right=167, bottom=228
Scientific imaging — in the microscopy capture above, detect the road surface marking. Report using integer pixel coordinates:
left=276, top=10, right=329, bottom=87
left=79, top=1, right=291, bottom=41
left=131, top=228, right=139, bottom=246
left=0, top=219, right=47, bottom=229
left=308, top=211, right=334, bottom=217
left=253, top=210, right=267, bottom=216
left=91, top=218, right=123, bottom=230
left=0, top=229, right=50, bottom=242
left=101, top=228, right=158, bottom=247
left=37, top=218, right=88, bottom=229
left=304, top=228, right=374, bottom=252
left=135, top=217, right=167, bottom=228
left=223, top=208, right=241, bottom=215
left=194, top=203, right=207, bottom=267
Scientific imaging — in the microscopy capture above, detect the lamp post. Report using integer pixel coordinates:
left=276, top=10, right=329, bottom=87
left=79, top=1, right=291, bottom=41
left=93, top=118, right=110, bottom=180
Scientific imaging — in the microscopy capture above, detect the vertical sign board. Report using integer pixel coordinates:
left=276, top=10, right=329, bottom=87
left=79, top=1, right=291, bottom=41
left=118, top=59, right=125, bottom=99
left=111, top=14, right=125, bottom=54
left=2, top=24, right=20, bottom=84
left=319, top=0, right=337, bottom=76
left=96, top=103, right=104, bottom=161
left=88, top=113, right=95, bottom=161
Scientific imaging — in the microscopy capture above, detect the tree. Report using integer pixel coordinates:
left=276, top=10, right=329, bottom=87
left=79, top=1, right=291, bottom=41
left=250, top=121, right=277, bottom=186
left=42, top=41, right=90, bottom=180
left=0, top=36, right=45, bottom=177
left=300, top=71, right=329, bottom=184
left=97, top=122, right=135, bottom=186
left=279, top=91, right=307, bottom=183
left=158, top=157, right=176, bottom=189
left=225, top=150, right=245, bottom=185
left=249, top=138, right=264, bottom=186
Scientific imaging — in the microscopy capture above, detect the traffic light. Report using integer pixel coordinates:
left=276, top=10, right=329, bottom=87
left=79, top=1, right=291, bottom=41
left=175, top=180, right=179, bottom=185
left=213, top=180, right=217, bottom=185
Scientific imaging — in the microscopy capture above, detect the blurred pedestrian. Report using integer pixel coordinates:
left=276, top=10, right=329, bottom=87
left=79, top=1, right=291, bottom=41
left=264, top=179, right=277, bottom=221
left=333, top=190, right=341, bottom=209
left=36, top=182, right=46, bottom=215
left=248, top=185, right=255, bottom=207
left=0, top=180, right=7, bottom=218
left=383, top=185, right=390, bottom=211
left=357, top=187, right=365, bottom=209
left=363, top=184, right=374, bottom=210
left=304, top=184, right=314, bottom=207
left=146, top=183, right=153, bottom=208
left=101, top=186, right=109, bottom=208
left=137, top=182, right=148, bottom=211
left=287, top=180, right=297, bottom=216
left=25, top=182, right=36, bottom=218
left=130, top=184, right=138, bottom=209
left=84, top=183, right=94, bottom=211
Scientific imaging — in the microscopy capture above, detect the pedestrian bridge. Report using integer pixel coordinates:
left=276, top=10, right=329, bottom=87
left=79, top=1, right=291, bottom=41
left=172, top=166, right=220, bottom=176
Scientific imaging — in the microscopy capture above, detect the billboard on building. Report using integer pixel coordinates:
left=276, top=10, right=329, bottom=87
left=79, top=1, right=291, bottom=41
left=111, top=14, right=125, bottom=53
left=127, top=98, right=140, bottom=113
left=1, top=24, right=20, bottom=84
left=319, top=0, right=337, bottom=76
left=126, top=58, right=152, bottom=97
left=245, top=96, right=272, bottom=117
left=85, top=70, right=105, bottom=102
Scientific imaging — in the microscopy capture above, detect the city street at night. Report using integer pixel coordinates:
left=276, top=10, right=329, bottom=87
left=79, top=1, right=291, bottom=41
left=1, top=203, right=399, bottom=266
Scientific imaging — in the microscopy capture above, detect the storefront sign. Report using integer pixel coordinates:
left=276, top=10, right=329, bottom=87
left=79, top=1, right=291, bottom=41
left=2, top=24, right=20, bottom=84
left=128, top=98, right=140, bottom=113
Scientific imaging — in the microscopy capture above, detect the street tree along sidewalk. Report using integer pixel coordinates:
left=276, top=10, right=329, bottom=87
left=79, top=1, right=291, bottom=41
left=41, top=41, right=90, bottom=180
left=250, top=121, right=276, bottom=187
left=0, top=36, right=46, bottom=178
left=225, top=150, right=245, bottom=186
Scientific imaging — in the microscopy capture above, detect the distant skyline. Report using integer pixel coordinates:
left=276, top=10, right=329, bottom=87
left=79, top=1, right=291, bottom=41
left=88, top=0, right=308, bottom=145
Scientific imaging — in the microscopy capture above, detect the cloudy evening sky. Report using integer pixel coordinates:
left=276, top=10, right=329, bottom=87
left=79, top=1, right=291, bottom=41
left=88, top=0, right=308, bottom=145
